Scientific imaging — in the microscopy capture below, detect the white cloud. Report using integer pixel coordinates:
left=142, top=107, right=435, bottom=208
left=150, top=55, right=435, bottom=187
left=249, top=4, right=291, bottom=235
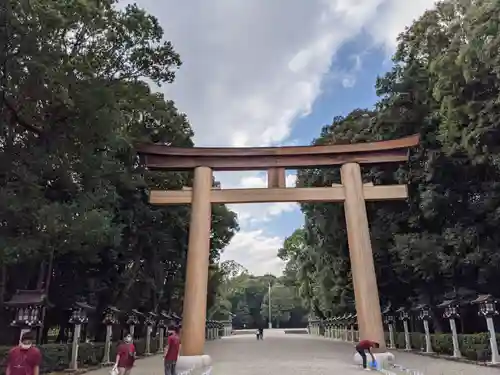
left=220, top=230, right=286, bottom=276
left=221, top=171, right=298, bottom=226
left=128, top=0, right=438, bottom=275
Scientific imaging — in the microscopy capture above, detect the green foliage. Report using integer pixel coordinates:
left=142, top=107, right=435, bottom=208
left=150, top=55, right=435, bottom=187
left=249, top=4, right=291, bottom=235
left=0, top=0, right=237, bottom=340
left=281, top=0, right=500, bottom=324
left=386, top=332, right=496, bottom=362
left=209, top=263, right=307, bottom=328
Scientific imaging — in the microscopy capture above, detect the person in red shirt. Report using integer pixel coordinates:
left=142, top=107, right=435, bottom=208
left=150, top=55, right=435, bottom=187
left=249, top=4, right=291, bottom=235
left=355, top=339, right=379, bottom=370
left=6, top=332, right=42, bottom=375
left=164, top=325, right=181, bottom=375
left=114, top=333, right=136, bottom=375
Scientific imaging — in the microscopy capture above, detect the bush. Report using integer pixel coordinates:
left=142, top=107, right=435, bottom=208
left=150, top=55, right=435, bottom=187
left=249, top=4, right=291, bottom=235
left=0, top=338, right=160, bottom=375
left=384, top=331, right=495, bottom=362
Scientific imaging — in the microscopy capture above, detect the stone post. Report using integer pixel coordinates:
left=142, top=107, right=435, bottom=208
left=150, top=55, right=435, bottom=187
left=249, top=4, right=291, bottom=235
left=103, top=324, right=113, bottom=364
left=70, top=324, right=82, bottom=371
left=449, top=319, right=461, bottom=358
left=146, top=326, right=152, bottom=355
left=397, top=308, right=411, bottom=351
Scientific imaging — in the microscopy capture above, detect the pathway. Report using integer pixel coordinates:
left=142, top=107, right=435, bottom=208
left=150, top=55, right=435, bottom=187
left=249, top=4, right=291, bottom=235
left=84, top=330, right=500, bottom=375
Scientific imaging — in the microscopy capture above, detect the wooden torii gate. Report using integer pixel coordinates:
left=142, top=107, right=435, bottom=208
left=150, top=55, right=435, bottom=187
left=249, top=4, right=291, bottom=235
left=136, top=134, right=419, bottom=356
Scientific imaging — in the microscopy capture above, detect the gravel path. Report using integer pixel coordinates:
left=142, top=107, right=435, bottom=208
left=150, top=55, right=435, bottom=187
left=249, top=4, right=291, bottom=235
left=83, top=330, right=500, bottom=375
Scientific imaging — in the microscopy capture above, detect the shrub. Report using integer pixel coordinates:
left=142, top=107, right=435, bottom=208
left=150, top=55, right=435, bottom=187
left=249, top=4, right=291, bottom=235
left=384, top=331, right=495, bottom=362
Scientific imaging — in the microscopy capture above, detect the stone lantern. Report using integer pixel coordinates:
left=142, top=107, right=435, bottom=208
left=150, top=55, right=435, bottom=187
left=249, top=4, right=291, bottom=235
left=472, top=295, right=499, bottom=364
left=102, top=306, right=120, bottom=365
left=415, top=304, right=433, bottom=354
left=344, top=313, right=354, bottom=342
left=210, top=320, right=218, bottom=340
left=157, top=311, right=171, bottom=353
left=208, top=320, right=214, bottom=340
left=216, top=321, right=223, bottom=339
left=382, top=306, right=395, bottom=349
left=333, top=316, right=341, bottom=340
left=339, top=314, right=347, bottom=341
left=396, top=307, right=411, bottom=351
left=5, top=289, right=50, bottom=343
left=171, top=312, right=182, bottom=324
left=323, top=318, right=331, bottom=339
left=334, top=316, right=342, bottom=340
left=126, top=309, right=143, bottom=339
left=328, top=317, right=335, bottom=339
left=144, top=312, right=157, bottom=355
left=437, top=300, right=461, bottom=358
left=205, top=320, right=210, bottom=340
left=68, top=301, right=95, bottom=371
left=351, top=313, right=358, bottom=342
left=330, top=316, right=337, bottom=340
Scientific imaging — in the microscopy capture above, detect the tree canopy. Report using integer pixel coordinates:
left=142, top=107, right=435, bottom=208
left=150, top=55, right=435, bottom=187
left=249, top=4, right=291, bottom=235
left=209, top=261, right=307, bottom=328
left=0, top=0, right=238, bottom=342
left=281, top=0, right=500, bottom=322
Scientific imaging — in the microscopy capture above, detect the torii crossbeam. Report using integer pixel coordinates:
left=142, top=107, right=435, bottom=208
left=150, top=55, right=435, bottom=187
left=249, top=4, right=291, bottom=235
left=136, top=134, right=419, bottom=357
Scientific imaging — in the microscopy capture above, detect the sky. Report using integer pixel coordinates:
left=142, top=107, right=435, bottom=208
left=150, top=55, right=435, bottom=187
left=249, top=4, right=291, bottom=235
left=129, top=0, right=437, bottom=276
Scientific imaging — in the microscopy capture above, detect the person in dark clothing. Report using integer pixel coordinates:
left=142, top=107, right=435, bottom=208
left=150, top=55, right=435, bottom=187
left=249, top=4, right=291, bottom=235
left=355, top=340, right=379, bottom=370
left=258, top=327, right=264, bottom=340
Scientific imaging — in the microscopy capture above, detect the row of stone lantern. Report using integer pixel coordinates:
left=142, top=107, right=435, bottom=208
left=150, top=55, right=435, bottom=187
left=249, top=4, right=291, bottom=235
left=381, top=294, right=500, bottom=365
left=307, top=295, right=499, bottom=365
left=205, top=319, right=233, bottom=340
left=4, top=292, right=233, bottom=372
left=308, top=313, right=359, bottom=343
left=70, top=305, right=183, bottom=370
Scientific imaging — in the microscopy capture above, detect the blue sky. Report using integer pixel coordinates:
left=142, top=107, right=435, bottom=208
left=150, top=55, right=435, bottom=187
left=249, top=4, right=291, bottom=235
left=131, top=0, right=437, bottom=275
left=275, top=42, right=388, bottom=215
left=221, top=38, right=391, bottom=274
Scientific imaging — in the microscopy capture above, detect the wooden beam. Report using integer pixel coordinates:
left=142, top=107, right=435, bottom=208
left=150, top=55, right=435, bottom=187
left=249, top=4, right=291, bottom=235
left=149, top=185, right=408, bottom=205
left=144, top=150, right=409, bottom=171
left=137, top=135, right=420, bottom=171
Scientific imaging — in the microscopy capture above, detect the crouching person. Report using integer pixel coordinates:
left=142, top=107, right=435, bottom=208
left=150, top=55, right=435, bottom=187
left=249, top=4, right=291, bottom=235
left=355, top=339, right=379, bottom=370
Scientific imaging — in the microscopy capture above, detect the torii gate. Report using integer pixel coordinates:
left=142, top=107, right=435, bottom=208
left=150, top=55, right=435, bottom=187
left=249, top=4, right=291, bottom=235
left=136, top=134, right=419, bottom=356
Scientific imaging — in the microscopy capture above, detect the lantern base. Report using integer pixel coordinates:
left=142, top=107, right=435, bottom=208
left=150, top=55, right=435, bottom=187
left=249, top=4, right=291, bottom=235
left=353, top=351, right=395, bottom=368
left=177, top=354, right=212, bottom=375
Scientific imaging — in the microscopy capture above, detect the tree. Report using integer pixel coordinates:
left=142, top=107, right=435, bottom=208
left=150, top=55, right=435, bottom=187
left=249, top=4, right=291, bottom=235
left=0, top=0, right=238, bottom=342
left=283, top=0, right=500, bottom=333
left=261, top=283, right=305, bottom=327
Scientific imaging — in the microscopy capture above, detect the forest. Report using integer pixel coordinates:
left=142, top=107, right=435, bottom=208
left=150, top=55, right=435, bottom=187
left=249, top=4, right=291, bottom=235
left=209, top=261, right=307, bottom=329
left=277, top=0, right=500, bottom=331
left=211, top=0, right=500, bottom=341
left=0, top=0, right=238, bottom=344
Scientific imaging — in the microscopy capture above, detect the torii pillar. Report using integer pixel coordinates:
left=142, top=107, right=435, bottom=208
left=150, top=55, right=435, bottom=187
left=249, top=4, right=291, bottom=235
left=341, top=163, right=385, bottom=350
left=181, top=166, right=213, bottom=356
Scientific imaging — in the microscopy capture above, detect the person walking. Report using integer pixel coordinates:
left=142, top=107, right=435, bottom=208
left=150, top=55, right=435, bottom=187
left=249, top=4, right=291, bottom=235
left=6, top=332, right=42, bottom=375
left=258, top=327, right=264, bottom=340
left=355, top=339, right=379, bottom=370
left=164, top=326, right=181, bottom=375
left=114, top=333, right=136, bottom=375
